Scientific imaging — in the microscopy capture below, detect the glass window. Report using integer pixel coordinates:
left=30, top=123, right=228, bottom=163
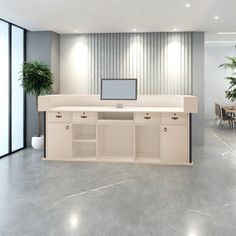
left=0, top=21, right=9, bottom=156
left=11, top=26, right=24, bottom=151
left=0, top=20, right=25, bottom=157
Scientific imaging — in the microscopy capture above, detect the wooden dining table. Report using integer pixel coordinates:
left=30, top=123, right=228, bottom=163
left=223, top=106, right=236, bottom=128
left=223, top=106, right=236, bottom=114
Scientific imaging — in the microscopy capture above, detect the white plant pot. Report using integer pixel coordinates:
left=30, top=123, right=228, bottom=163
left=32, top=135, right=44, bottom=150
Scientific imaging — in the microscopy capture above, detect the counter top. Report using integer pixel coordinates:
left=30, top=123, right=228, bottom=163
left=49, top=106, right=184, bottom=113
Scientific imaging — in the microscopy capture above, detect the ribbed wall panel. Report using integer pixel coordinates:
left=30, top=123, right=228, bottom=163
left=87, top=32, right=192, bottom=94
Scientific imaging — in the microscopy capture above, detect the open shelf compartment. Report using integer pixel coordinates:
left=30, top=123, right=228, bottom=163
left=72, top=124, right=96, bottom=141
left=98, top=124, right=134, bottom=161
left=135, top=125, right=161, bottom=162
left=72, top=142, right=96, bottom=160
left=98, top=112, right=133, bottom=121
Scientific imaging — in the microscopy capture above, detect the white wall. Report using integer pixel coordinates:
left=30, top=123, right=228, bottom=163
left=60, top=35, right=89, bottom=94
left=205, top=43, right=236, bottom=120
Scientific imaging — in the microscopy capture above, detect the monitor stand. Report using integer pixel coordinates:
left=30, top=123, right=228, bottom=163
left=115, top=103, right=124, bottom=109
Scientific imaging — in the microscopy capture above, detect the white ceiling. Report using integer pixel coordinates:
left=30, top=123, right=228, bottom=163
left=0, top=0, right=236, bottom=35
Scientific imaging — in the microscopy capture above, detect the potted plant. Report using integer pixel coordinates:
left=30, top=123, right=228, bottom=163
left=20, top=61, right=53, bottom=149
left=219, top=57, right=236, bottom=103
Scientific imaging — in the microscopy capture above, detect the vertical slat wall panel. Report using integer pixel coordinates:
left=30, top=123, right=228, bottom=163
left=86, top=32, right=192, bottom=95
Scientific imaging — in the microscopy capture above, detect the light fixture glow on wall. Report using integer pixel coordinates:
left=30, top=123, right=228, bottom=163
left=185, top=3, right=191, bottom=7
left=70, top=37, right=89, bottom=93
left=132, top=29, right=137, bottom=32
left=168, top=41, right=181, bottom=73
left=130, top=37, right=142, bottom=78
left=174, top=28, right=178, bottom=31
left=214, top=16, right=219, bottom=20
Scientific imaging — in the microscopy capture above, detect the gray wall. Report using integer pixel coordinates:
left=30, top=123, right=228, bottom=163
left=51, top=32, right=60, bottom=93
left=26, top=31, right=60, bottom=147
left=192, top=32, right=205, bottom=145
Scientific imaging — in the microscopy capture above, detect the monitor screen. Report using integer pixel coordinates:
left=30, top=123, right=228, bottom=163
left=100, top=79, right=137, bottom=100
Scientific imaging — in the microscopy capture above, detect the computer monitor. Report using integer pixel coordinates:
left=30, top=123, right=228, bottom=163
left=100, top=79, right=137, bottom=100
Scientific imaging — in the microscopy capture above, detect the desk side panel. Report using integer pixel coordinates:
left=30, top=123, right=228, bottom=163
left=183, top=96, right=198, bottom=113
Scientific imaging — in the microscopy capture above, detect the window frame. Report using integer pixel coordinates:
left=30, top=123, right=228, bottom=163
left=0, top=18, right=26, bottom=158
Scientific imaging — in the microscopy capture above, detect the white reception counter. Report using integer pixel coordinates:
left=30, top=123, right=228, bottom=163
left=38, top=95, right=197, bottom=165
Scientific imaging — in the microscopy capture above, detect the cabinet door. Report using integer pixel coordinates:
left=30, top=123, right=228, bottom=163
left=161, top=125, right=188, bottom=164
left=47, top=123, right=71, bottom=160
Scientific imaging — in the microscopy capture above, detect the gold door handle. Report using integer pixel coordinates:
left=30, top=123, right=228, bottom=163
left=56, top=114, right=62, bottom=118
left=65, top=125, right=69, bottom=130
left=163, top=127, right=167, bottom=132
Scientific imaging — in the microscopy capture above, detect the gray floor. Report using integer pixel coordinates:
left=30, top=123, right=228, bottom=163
left=1, top=123, right=236, bottom=236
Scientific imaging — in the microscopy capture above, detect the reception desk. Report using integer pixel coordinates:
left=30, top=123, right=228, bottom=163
left=38, top=95, right=197, bottom=165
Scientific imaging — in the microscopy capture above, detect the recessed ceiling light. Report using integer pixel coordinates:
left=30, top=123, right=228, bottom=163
left=185, top=3, right=191, bottom=7
left=214, top=16, right=219, bottom=20
left=218, top=32, right=236, bottom=35
left=174, top=28, right=178, bottom=31
left=132, top=29, right=137, bottom=32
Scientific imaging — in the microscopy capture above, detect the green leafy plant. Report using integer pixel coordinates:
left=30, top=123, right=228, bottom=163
left=219, top=57, right=236, bottom=102
left=20, top=61, right=54, bottom=137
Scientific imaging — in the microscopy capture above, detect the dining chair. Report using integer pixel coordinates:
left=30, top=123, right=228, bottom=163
left=214, top=103, right=236, bottom=127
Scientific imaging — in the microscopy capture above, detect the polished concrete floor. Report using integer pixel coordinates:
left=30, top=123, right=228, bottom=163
left=0, top=123, right=236, bottom=236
